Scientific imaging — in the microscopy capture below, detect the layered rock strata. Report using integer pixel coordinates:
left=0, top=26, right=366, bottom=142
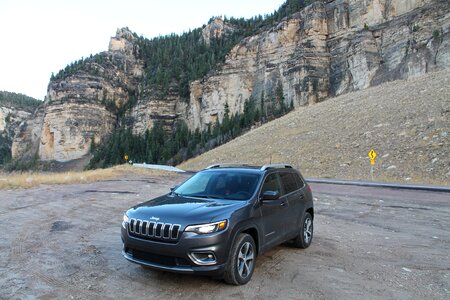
left=13, top=28, right=144, bottom=161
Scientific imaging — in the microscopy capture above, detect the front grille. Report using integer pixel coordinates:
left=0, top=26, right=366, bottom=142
left=129, top=218, right=181, bottom=242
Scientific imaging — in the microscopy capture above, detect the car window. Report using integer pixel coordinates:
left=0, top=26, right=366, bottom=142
left=293, top=173, right=305, bottom=189
left=175, top=171, right=260, bottom=200
left=261, top=173, right=282, bottom=194
left=175, top=172, right=211, bottom=195
left=280, top=172, right=298, bottom=194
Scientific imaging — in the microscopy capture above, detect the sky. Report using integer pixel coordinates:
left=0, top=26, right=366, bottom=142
left=0, top=0, right=287, bottom=100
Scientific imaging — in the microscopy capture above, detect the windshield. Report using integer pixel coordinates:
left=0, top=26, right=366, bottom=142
left=174, top=171, right=260, bottom=200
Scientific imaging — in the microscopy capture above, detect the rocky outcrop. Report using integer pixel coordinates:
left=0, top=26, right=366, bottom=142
left=12, top=28, right=144, bottom=161
left=127, top=90, right=179, bottom=135
left=11, top=106, right=44, bottom=160
left=201, top=17, right=236, bottom=45
left=38, top=102, right=116, bottom=161
left=0, top=106, right=33, bottom=162
left=0, top=106, right=31, bottom=134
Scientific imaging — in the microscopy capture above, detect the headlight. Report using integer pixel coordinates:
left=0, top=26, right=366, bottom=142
left=122, top=214, right=129, bottom=228
left=185, top=220, right=227, bottom=234
left=123, top=214, right=129, bottom=223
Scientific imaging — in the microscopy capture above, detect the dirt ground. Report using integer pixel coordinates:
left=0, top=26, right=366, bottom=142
left=1, top=173, right=449, bottom=299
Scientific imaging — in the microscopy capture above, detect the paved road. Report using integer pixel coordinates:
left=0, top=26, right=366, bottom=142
left=0, top=175, right=449, bottom=299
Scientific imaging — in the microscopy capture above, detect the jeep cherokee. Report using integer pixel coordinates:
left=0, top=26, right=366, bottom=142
left=121, top=163, right=314, bottom=285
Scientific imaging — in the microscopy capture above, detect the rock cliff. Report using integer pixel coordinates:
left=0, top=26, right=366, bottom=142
left=1, top=106, right=32, bottom=162
left=0, top=92, right=40, bottom=164
left=183, top=0, right=450, bottom=130
left=13, top=28, right=144, bottom=161
left=11, top=0, right=450, bottom=162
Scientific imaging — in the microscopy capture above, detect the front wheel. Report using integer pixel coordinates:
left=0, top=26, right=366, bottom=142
left=293, top=212, right=313, bottom=248
left=223, top=233, right=256, bottom=285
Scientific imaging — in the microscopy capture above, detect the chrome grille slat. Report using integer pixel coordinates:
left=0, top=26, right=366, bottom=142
left=146, top=221, right=150, bottom=236
left=138, top=220, right=143, bottom=234
left=129, top=218, right=181, bottom=241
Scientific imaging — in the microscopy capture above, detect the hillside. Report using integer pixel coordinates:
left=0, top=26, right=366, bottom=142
left=179, top=70, right=450, bottom=185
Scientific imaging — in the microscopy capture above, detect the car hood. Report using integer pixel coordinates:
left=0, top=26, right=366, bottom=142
left=127, top=194, right=248, bottom=225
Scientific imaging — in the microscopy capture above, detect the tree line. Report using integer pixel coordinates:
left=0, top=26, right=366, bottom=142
left=0, top=91, right=41, bottom=112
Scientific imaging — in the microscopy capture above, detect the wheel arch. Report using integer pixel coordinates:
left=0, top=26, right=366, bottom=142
left=228, top=223, right=261, bottom=257
left=306, top=207, right=314, bottom=219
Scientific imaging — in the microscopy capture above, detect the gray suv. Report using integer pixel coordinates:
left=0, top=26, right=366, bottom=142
left=121, top=164, right=314, bottom=285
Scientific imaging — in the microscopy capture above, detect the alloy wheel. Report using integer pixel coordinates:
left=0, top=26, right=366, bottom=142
left=303, top=217, right=312, bottom=244
left=237, top=241, right=254, bottom=278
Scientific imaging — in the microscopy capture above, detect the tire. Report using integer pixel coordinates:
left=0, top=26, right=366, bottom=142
left=293, top=212, right=313, bottom=249
left=223, top=233, right=256, bottom=285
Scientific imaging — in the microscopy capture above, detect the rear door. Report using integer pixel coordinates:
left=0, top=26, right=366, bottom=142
left=280, top=171, right=306, bottom=236
left=259, top=173, right=289, bottom=248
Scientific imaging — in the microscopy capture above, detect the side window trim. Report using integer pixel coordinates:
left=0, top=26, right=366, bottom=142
left=294, top=172, right=306, bottom=189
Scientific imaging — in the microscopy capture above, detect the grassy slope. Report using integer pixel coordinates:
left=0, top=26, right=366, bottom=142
left=179, top=70, right=450, bottom=185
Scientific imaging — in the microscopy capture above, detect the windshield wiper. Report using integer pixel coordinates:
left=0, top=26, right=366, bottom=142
left=189, top=194, right=221, bottom=199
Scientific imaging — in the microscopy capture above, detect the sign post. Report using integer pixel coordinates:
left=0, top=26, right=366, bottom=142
left=368, top=149, right=377, bottom=180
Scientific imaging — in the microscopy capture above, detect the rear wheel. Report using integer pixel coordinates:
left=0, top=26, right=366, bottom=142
left=223, top=233, right=256, bottom=285
left=293, top=212, right=313, bottom=248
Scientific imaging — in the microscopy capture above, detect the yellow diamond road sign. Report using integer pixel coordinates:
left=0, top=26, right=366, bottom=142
left=124, top=154, right=129, bottom=161
left=368, top=149, right=377, bottom=160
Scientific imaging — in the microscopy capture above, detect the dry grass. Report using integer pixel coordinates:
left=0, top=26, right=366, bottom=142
left=0, top=164, right=174, bottom=190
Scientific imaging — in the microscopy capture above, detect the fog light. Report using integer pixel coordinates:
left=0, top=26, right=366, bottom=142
left=189, top=252, right=217, bottom=265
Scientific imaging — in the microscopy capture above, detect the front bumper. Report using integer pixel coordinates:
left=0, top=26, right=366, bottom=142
left=121, top=225, right=230, bottom=276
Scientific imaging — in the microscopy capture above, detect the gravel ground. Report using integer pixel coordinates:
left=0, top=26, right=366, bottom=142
left=179, top=70, right=450, bottom=185
left=0, top=174, right=449, bottom=299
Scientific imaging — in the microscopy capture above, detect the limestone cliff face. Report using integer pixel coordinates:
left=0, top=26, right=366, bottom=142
left=184, top=0, right=450, bottom=130
left=0, top=106, right=32, bottom=161
left=38, top=102, right=116, bottom=161
left=0, top=106, right=31, bottom=134
left=11, top=106, right=44, bottom=160
left=12, top=28, right=144, bottom=161
left=126, top=87, right=180, bottom=135
left=326, top=0, right=450, bottom=95
left=180, top=4, right=330, bottom=130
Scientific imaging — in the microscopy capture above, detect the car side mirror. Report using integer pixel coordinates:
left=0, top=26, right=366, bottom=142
left=260, top=191, right=280, bottom=201
left=170, top=185, right=179, bottom=192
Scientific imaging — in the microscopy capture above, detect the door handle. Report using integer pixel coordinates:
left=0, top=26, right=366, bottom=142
left=281, top=201, right=287, bottom=206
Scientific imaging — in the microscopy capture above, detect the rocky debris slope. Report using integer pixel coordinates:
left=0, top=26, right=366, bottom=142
left=179, top=69, right=450, bottom=185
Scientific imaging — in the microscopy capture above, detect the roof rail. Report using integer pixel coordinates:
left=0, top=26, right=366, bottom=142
left=260, top=164, right=293, bottom=171
left=205, top=163, right=251, bottom=169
